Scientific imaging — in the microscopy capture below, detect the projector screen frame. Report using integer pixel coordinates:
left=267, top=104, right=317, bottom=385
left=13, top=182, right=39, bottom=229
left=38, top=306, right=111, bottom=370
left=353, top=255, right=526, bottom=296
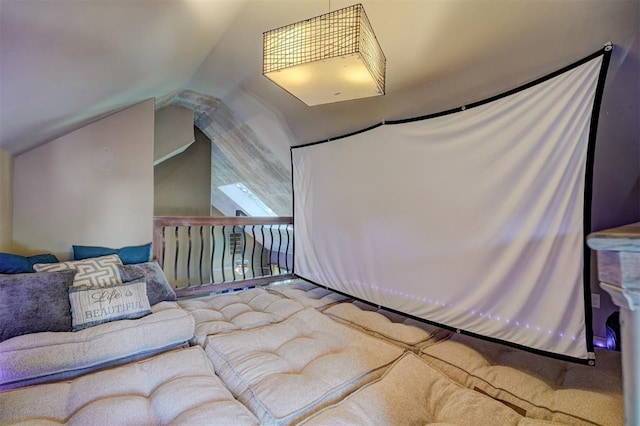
left=290, top=44, right=613, bottom=364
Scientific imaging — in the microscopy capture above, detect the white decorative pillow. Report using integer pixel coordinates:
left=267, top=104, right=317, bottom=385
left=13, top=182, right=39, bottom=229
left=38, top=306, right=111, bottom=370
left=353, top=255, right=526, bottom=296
left=34, top=254, right=123, bottom=287
left=68, top=278, right=152, bottom=331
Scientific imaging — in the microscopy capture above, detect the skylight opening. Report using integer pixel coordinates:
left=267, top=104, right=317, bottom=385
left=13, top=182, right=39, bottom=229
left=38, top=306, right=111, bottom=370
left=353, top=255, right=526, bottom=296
left=218, top=183, right=277, bottom=217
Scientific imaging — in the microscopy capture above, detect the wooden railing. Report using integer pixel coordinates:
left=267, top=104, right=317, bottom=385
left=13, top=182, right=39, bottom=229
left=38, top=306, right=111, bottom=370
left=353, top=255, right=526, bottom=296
left=153, top=216, right=295, bottom=298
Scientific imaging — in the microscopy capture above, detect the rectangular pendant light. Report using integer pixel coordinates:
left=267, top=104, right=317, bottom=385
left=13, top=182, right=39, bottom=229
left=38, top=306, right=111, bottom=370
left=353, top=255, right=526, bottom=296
left=263, top=4, right=386, bottom=106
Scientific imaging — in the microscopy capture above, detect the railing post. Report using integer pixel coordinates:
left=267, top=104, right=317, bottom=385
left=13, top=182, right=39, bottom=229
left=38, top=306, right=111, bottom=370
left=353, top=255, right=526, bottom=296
left=152, top=218, right=164, bottom=267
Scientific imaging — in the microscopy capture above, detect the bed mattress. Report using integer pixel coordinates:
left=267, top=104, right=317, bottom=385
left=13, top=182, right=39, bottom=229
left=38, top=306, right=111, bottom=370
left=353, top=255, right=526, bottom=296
left=420, top=333, right=623, bottom=425
left=0, top=280, right=623, bottom=425
left=0, top=301, right=194, bottom=390
left=323, top=300, right=451, bottom=351
left=266, top=280, right=350, bottom=309
left=300, top=351, right=554, bottom=425
left=178, top=287, right=304, bottom=346
left=266, top=281, right=624, bottom=425
left=0, top=346, right=260, bottom=425
left=204, top=307, right=404, bottom=425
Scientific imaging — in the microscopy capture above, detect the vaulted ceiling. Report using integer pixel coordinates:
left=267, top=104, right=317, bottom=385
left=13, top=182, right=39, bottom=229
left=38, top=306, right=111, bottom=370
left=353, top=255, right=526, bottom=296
left=1, top=0, right=638, bottom=158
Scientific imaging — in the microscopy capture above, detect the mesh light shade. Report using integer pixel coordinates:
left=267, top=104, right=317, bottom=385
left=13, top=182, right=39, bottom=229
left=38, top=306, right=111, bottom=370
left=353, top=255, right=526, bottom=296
left=263, top=4, right=385, bottom=106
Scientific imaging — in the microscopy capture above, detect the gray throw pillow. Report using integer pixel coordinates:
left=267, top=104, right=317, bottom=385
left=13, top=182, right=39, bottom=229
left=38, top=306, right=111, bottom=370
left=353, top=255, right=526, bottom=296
left=0, top=270, right=76, bottom=342
left=69, top=278, right=152, bottom=331
left=117, top=261, right=177, bottom=306
left=34, top=254, right=123, bottom=287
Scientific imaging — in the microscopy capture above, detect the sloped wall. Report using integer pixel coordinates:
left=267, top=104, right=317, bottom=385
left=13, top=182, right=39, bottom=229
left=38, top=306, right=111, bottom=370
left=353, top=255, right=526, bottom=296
left=13, top=99, right=155, bottom=260
left=168, top=90, right=292, bottom=217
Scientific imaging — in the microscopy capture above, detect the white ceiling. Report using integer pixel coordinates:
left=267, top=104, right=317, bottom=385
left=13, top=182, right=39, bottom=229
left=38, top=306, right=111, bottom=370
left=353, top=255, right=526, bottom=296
left=1, top=0, right=638, bottom=156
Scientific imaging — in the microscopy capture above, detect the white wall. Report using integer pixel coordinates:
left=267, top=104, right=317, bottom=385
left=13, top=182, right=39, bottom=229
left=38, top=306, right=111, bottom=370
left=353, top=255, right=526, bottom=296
left=0, top=149, right=13, bottom=251
left=13, top=99, right=155, bottom=260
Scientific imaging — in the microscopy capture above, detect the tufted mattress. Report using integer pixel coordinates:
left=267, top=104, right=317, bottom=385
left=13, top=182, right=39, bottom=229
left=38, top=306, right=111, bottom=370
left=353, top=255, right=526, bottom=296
left=0, top=279, right=624, bottom=425
left=178, top=287, right=305, bottom=346
left=420, top=333, right=623, bottom=425
left=266, top=280, right=350, bottom=309
left=204, top=307, right=404, bottom=425
left=300, top=351, right=556, bottom=426
left=265, top=281, right=624, bottom=425
left=323, top=300, right=451, bottom=351
left=0, top=301, right=194, bottom=390
left=0, top=346, right=260, bottom=425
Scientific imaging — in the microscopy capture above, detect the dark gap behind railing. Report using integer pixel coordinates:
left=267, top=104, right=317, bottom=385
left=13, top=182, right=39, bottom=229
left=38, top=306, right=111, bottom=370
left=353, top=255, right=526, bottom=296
left=153, top=216, right=294, bottom=298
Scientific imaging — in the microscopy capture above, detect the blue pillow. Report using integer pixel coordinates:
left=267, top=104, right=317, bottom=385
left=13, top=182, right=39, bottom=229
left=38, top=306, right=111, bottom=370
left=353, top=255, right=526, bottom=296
left=72, top=243, right=152, bottom=265
left=0, top=253, right=59, bottom=274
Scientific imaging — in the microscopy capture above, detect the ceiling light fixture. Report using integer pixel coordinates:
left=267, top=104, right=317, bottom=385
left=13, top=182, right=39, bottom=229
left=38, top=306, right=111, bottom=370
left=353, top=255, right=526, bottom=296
left=262, top=3, right=385, bottom=106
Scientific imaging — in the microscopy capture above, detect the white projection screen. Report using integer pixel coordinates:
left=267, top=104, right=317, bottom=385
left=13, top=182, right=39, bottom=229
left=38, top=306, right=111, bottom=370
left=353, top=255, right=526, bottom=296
left=292, top=47, right=611, bottom=363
